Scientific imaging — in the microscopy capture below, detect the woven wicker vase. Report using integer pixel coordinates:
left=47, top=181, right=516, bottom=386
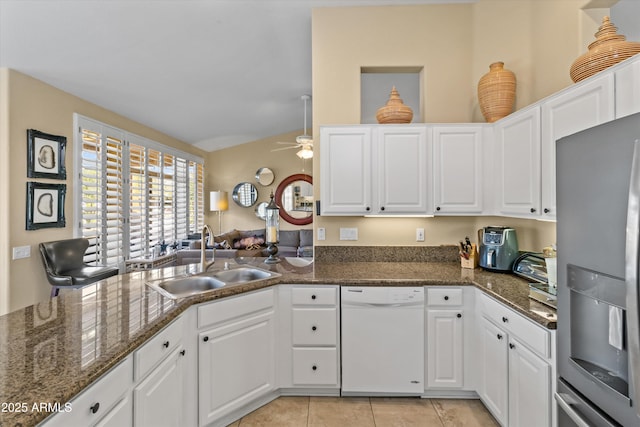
left=570, top=16, right=640, bottom=83
left=477, top=62, right=516, bottom=123
left=376, top=86, right=413, bottom=124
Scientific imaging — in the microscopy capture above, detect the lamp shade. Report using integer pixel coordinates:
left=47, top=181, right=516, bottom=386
left=210, top=191, right=229, bottom=212
left=296, top=147, right=313, bottom=159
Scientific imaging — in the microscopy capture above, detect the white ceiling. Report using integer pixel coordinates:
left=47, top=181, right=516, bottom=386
left=0, top=0, right=472, bottom=152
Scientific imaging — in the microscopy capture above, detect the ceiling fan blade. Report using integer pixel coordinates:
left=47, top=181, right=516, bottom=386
left=271, top=146, right=298, bottom=152
left=276, top=141, right=298, bottom=145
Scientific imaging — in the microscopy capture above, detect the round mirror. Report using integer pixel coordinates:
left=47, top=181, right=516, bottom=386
left=255, top=167, right=275, bottom=186
left=275, top=174, right=313, bottom=225
left=254, top=201, right=268, bottom=220
left=232, top=182, right=258, bottom=207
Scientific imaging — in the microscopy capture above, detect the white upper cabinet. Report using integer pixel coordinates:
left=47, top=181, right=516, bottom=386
left=494, top=106, right=541, bottom=217
left=615, top=56, right=640, bottom=119
left=320, top=126, right=373, bottom=215
left=432, top=126, right=484, bottom=214
left=375, top=126, right=430, bottom=214
left=541, top=73, right=614, bottom=219
left=320, top=125, right=430, bottom=216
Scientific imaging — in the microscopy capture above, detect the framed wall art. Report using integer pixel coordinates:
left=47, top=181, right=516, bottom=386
left=27, top=129, right=67, bottom=179
left=26, top=182, right=66, bottom=230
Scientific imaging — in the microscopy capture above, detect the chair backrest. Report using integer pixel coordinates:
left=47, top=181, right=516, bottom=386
left=39, top=238, right=89, bottom=274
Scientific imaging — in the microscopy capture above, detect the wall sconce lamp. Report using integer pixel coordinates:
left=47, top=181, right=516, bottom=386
left=210, top=190, right=229, bottom=235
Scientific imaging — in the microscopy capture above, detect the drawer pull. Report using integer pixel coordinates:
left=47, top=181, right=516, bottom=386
left=203, top=336, right=209, bottom=342
left=312, top=326, right=317, bottom=331
left=311, top=294, right=317, bottom=300
left=312, top=365, right=318, bottom=371
left=502, top=316, right=508, bottom=323
left=444, top=296, right=449, bottom=301
left=497, top=334, right=503, bottom=340
left=509, top=343, right=516, bottom=350
left=180, top=349, right=186, bottom=356
left=456, top=313, right=462, bottom=318
left=163, top=341, right=170, bottom=348
left=90, top=402, right=100, bottom=414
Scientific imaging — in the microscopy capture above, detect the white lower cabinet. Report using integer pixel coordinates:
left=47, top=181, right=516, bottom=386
left=477, top=293, right=554, bottom=427
left=133, top=346, right=186, bottom=426
left=426, top=288, right=465, bottom=389
left=278, top=285, right=340, bottom=391
left=197, top=288, right=276, bottom=426
left=41, top=357, right=134, bottom=427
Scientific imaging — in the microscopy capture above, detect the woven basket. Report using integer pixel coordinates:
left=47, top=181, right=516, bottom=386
left=376, top=86, right=413, bottom=124
left=477, top=62, right=516, bottom=123
left=570, top=16, right=640, bottom=83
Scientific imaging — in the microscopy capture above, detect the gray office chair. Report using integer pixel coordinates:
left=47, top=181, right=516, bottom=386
left=39, top=238, right=119, bottom=297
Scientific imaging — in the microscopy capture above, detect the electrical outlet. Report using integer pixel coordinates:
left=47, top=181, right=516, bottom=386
left=12, top=245, right=31, bottom=260
left=416, top=228, right=425, bottom=242
left=317, top=227, right=326, bottom=241
left=339, top=227, right=358, bottom=241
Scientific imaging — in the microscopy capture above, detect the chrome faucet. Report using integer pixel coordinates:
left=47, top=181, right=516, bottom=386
left=200, top=224, right=216, bottom=272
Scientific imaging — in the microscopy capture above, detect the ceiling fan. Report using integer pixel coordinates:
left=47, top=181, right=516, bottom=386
left=273, top=94, right=313, bottom=159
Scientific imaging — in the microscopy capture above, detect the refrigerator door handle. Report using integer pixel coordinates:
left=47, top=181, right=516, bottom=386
left=555, top=393, right=592, bottom=427
left=625, top=138, right=640, bottom=420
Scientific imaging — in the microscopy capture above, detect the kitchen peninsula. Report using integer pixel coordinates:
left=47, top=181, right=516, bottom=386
left=0, top=251, right=555, bottom=427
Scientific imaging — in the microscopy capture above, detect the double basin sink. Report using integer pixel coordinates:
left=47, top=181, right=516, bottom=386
left=146, top=266, right=280, bottom=299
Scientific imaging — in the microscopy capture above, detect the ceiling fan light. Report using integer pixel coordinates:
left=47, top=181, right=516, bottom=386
left=296, top=147, right=313, bottom=159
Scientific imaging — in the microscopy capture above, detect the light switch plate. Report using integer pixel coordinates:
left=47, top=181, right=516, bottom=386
left=416, top=228, right=425, bottom=242
left=12, top=245, right=31, bottom=260
left=317, top=227, right=326, bottom=241
left=339, top=227, right=358, bottom=241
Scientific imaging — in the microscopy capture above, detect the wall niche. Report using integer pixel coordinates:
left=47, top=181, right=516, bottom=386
left=360, top=66, right=423, bottom=124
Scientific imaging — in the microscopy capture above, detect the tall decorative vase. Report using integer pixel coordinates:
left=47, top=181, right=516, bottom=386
left=570, top=16, right=640, bottom=83
left=376, top=86, right=413, bottom=124
left=477, top=62, right=516, bottom=123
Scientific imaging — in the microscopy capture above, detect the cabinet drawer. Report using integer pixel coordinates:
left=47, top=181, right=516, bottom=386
left=292, top=286, right=337, bottom=306
left=44, top=357, right=133, bottom=427
left=198, top=288, right=274, bottom=328
left=427, top=287, right=463, bottom=306
left=292, top=348, right=338, bottom=386
left=292, top=308, right=337, bottom=346
left=134, top=316, right=183, bottom=381
left=480, top=293, right=550, bottom=358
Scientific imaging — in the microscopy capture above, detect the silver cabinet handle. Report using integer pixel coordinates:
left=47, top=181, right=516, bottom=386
left=554, top=393, right=590, bottom=427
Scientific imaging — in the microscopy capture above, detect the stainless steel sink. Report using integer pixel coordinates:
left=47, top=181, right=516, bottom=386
left=147, top=266, right=279, bottom=299
left=210, top=267, right=275, bottom=283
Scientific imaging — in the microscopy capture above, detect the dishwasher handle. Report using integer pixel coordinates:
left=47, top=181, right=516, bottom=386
left=342, top=301, right=424, bottom=309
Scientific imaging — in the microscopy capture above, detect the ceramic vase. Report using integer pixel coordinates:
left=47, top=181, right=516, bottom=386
left=376, top=86, right=413, bottom=124
left=570, top=16, right=640, bottom=83
left=477, top=62, right=516, bottom=123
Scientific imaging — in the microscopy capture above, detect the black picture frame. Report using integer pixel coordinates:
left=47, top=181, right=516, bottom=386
left=26, top=182, right=66, bottom=230
left=27, top=129, right=67, bottom=180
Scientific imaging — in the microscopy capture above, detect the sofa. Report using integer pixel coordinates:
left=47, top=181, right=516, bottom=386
left=175, top=228, right=313, bottom=265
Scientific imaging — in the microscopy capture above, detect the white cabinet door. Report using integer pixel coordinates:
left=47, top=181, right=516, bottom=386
left=426, top=309, right=464, bottom=389
left=320, top=126, right=373, bottom=215
left=133, top=347, right=186, bottom=427
left=198, top=310, right=275, bottom=426
left=494, top=107, right=542, bottom=217
left=615, top=56, right=640, bottom=119
left=541, top=73, right=614, bottom=218
left=375, top=126, right=430, bottom=214
left=478, top=318, right=508, bottom=426
left=432, top=126, right=483, bottom=214
left=508, top=337, right=551, bottom=427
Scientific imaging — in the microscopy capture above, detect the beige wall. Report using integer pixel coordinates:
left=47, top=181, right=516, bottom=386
left=205, top=130, right=313, bottom=233
left=311, top=0, right=601, bottom=251
left=2, top=69, right=205, bottom=313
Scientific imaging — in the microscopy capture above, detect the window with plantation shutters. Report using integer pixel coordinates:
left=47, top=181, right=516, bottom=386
left=75, top=115, right=205, bottom=268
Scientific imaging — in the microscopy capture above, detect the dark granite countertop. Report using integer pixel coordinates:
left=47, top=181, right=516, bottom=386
left=0, top=258, right=555, bottom=427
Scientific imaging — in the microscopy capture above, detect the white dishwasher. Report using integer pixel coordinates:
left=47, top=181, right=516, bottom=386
left=341, top=286, right=424, bottom=395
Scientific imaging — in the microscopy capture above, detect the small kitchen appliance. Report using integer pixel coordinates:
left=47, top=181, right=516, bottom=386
left=478, top=226, right=519, bottom=271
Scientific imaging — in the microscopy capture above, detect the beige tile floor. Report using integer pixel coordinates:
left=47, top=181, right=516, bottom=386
left=227, top=396, right=500, bottom=426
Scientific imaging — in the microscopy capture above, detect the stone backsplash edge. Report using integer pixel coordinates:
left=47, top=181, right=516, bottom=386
left=314, top=245, right=459, bottom=263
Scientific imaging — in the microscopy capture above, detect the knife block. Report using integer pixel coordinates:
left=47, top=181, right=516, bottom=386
left=460, top=244, right=479, bottom=269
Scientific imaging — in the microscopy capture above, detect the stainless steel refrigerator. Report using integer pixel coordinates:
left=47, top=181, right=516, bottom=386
left=556, top=112, right=640, bottom=426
